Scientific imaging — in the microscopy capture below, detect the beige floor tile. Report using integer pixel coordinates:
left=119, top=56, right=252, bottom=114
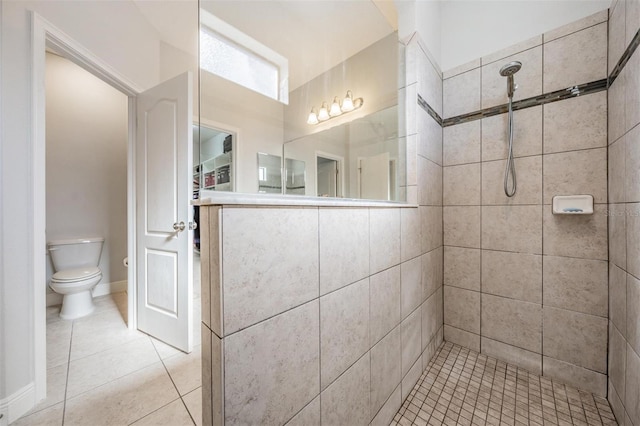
left=47, top=319, right=72, bottom=369
left=131, top=398, right=195, bottom=425
left=35, top=280, right=200, bottom=426
left=46, top=305, right=63, bottom=323
left=151, top=337, right=184, bottom=359
left=66, top=337, right=160, bottom=398
left=183, top=387, right=203, bottom=426
left=92, top=292, right=128, bottom=316
left=70, top=309, right=146, bottom=361
left=164, top=344, right=202, bottom=396
left=63, top=362, right=179, bottom=426
left=33, top=363, right=68, bottom=412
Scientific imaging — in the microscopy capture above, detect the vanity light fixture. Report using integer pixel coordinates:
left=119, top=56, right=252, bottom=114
left=307, top=107, right=319, bottom=125
left=317, top=102, right=330, bottom=122
left=329, top=97, right=342, bottom=117
left=306, top=90, right=364, bottom=125
left=341, top=90, right=355, bottom=112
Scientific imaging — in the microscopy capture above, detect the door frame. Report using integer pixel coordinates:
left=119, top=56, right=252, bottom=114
left=198, top=117, right=240, bottom=193
left=314, top=151, right=344, bottom=198
left=31, top=12, right=142, bottom=404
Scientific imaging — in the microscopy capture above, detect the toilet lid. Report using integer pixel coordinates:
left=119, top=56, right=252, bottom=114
left=52, top=267, right=101, bottom=282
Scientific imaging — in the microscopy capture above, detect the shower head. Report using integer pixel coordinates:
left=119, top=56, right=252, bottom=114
left=499, top=61, right=522, bottom=77
left=500, top=61, right=522, bottom=98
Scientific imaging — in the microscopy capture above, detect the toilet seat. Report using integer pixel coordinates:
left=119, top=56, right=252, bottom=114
left=51, top=267, right=101, bottom=283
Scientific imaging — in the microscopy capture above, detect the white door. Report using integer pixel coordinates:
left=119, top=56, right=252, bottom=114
left=136, top=72, right=193, bottom=352
left=359, top=152, right=390, bottom=200
left=317, top=158, right=338, bottom=197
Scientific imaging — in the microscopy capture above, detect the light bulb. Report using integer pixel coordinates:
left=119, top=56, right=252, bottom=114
left=341, top=90, right=354, bottom=112
left=329, top=97, right=342, bottom=117
left=307, top=107, right=319, bottom=125
left=318, top=102, right=330, bottom=121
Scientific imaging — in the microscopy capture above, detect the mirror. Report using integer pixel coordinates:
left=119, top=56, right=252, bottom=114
left=257, top=153, right=282, bottom=194
left=284, top=158, right=306, bottom=195
left=194, top=124, right=235, bottom=193
left=284, top=105, right=402, bottom=201
left=198, top=0, right=403, bottom=201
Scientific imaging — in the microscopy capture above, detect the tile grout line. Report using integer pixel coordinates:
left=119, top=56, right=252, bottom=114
left=440, top=67, right=445, bottom=380
left=155, top=340, right=197, bottom=425
left=124, top=395, right=190, bottom=426
left=479, top=60, right=483, bottom=359
left=605, top=6, right=613, bottom=416
left=317, top=207, right=322, bottom=426
left=541, top=34, right=546, bottom=380
left=61, top=320, right=75, bottom=426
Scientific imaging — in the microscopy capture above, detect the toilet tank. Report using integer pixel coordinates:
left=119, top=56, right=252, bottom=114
left=47, top=237, right=104, bottom=272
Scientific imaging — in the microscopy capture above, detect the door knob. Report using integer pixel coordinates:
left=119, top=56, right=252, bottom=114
left=189, top=221, right=197, bottom=230
left=173, top=221, right=185, bottom=232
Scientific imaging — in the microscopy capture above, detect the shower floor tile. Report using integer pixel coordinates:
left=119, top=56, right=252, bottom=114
left=393, top=342, right=617, bottom=426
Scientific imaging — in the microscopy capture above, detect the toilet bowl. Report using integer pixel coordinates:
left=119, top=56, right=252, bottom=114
left=48, top=237, right=104, bottom=320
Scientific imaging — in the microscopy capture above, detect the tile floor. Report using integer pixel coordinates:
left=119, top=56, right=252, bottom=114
left=393, top=342, right=617, bottom=426
left=13, top=255, right=202, bottom=426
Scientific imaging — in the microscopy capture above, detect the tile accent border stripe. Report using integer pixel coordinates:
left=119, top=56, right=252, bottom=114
left=609, top=27, right=640, bottom=86
left=418, top=25, right=640, bottom=128
left=443, top=79, right=607, bottom=126
left=417, top=94, right=443, bottom=126
left=418, top=79, right=607, bottom=128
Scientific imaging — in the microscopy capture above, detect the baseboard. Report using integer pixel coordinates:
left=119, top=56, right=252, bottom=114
left=0, top=382, right=35, bottom=425
left=45, top=280, right=128, bottom=306
left=92, top=280, right=127, bottom=297
left=46, top=291, right=63, bottom=307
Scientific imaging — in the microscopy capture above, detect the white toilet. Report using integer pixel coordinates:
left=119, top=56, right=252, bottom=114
left=48, top=237, right=104, bottom=320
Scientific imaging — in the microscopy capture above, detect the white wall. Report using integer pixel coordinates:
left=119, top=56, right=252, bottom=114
left=395, top=0, right=611, bottom=72
left=0, top=0, right=165, bottom=413
left=45, top=53, right=128, bottom=297
left=200, top=73, right=285, bottom=194
left=440, top=0, right=610, bottom=71
left=160, top=41, right=198, bottom=115
left=396, top=0, right=442, bottom=68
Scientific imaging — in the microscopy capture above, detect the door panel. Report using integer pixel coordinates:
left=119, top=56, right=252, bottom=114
left=145, top=101, right=178, bottom=233
left=146, top=249, right=178, bottom=316
left=136, top=72, right=193, bottom=352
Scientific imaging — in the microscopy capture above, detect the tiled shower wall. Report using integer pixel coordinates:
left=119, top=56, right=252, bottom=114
left=440, top=11, right=610, bottom=396
left=606, top=0, right=640, bottom=424
left=200, top=32, right=445, bottom=426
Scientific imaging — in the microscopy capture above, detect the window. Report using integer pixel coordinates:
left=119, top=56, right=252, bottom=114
left=200, top=10, right=289, bottom=104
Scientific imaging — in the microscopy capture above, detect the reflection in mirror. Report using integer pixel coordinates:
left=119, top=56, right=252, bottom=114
left=199, top=0, right=403, bottom=201
left=284, top=105, right=402, bottom=201
left=257, top=153, right=282, bottom=194
left=316, top=155, right=342, bottom=198
left=196, top=124, right=235, bottom=193
left=284, top=158, right=306, bottom=195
